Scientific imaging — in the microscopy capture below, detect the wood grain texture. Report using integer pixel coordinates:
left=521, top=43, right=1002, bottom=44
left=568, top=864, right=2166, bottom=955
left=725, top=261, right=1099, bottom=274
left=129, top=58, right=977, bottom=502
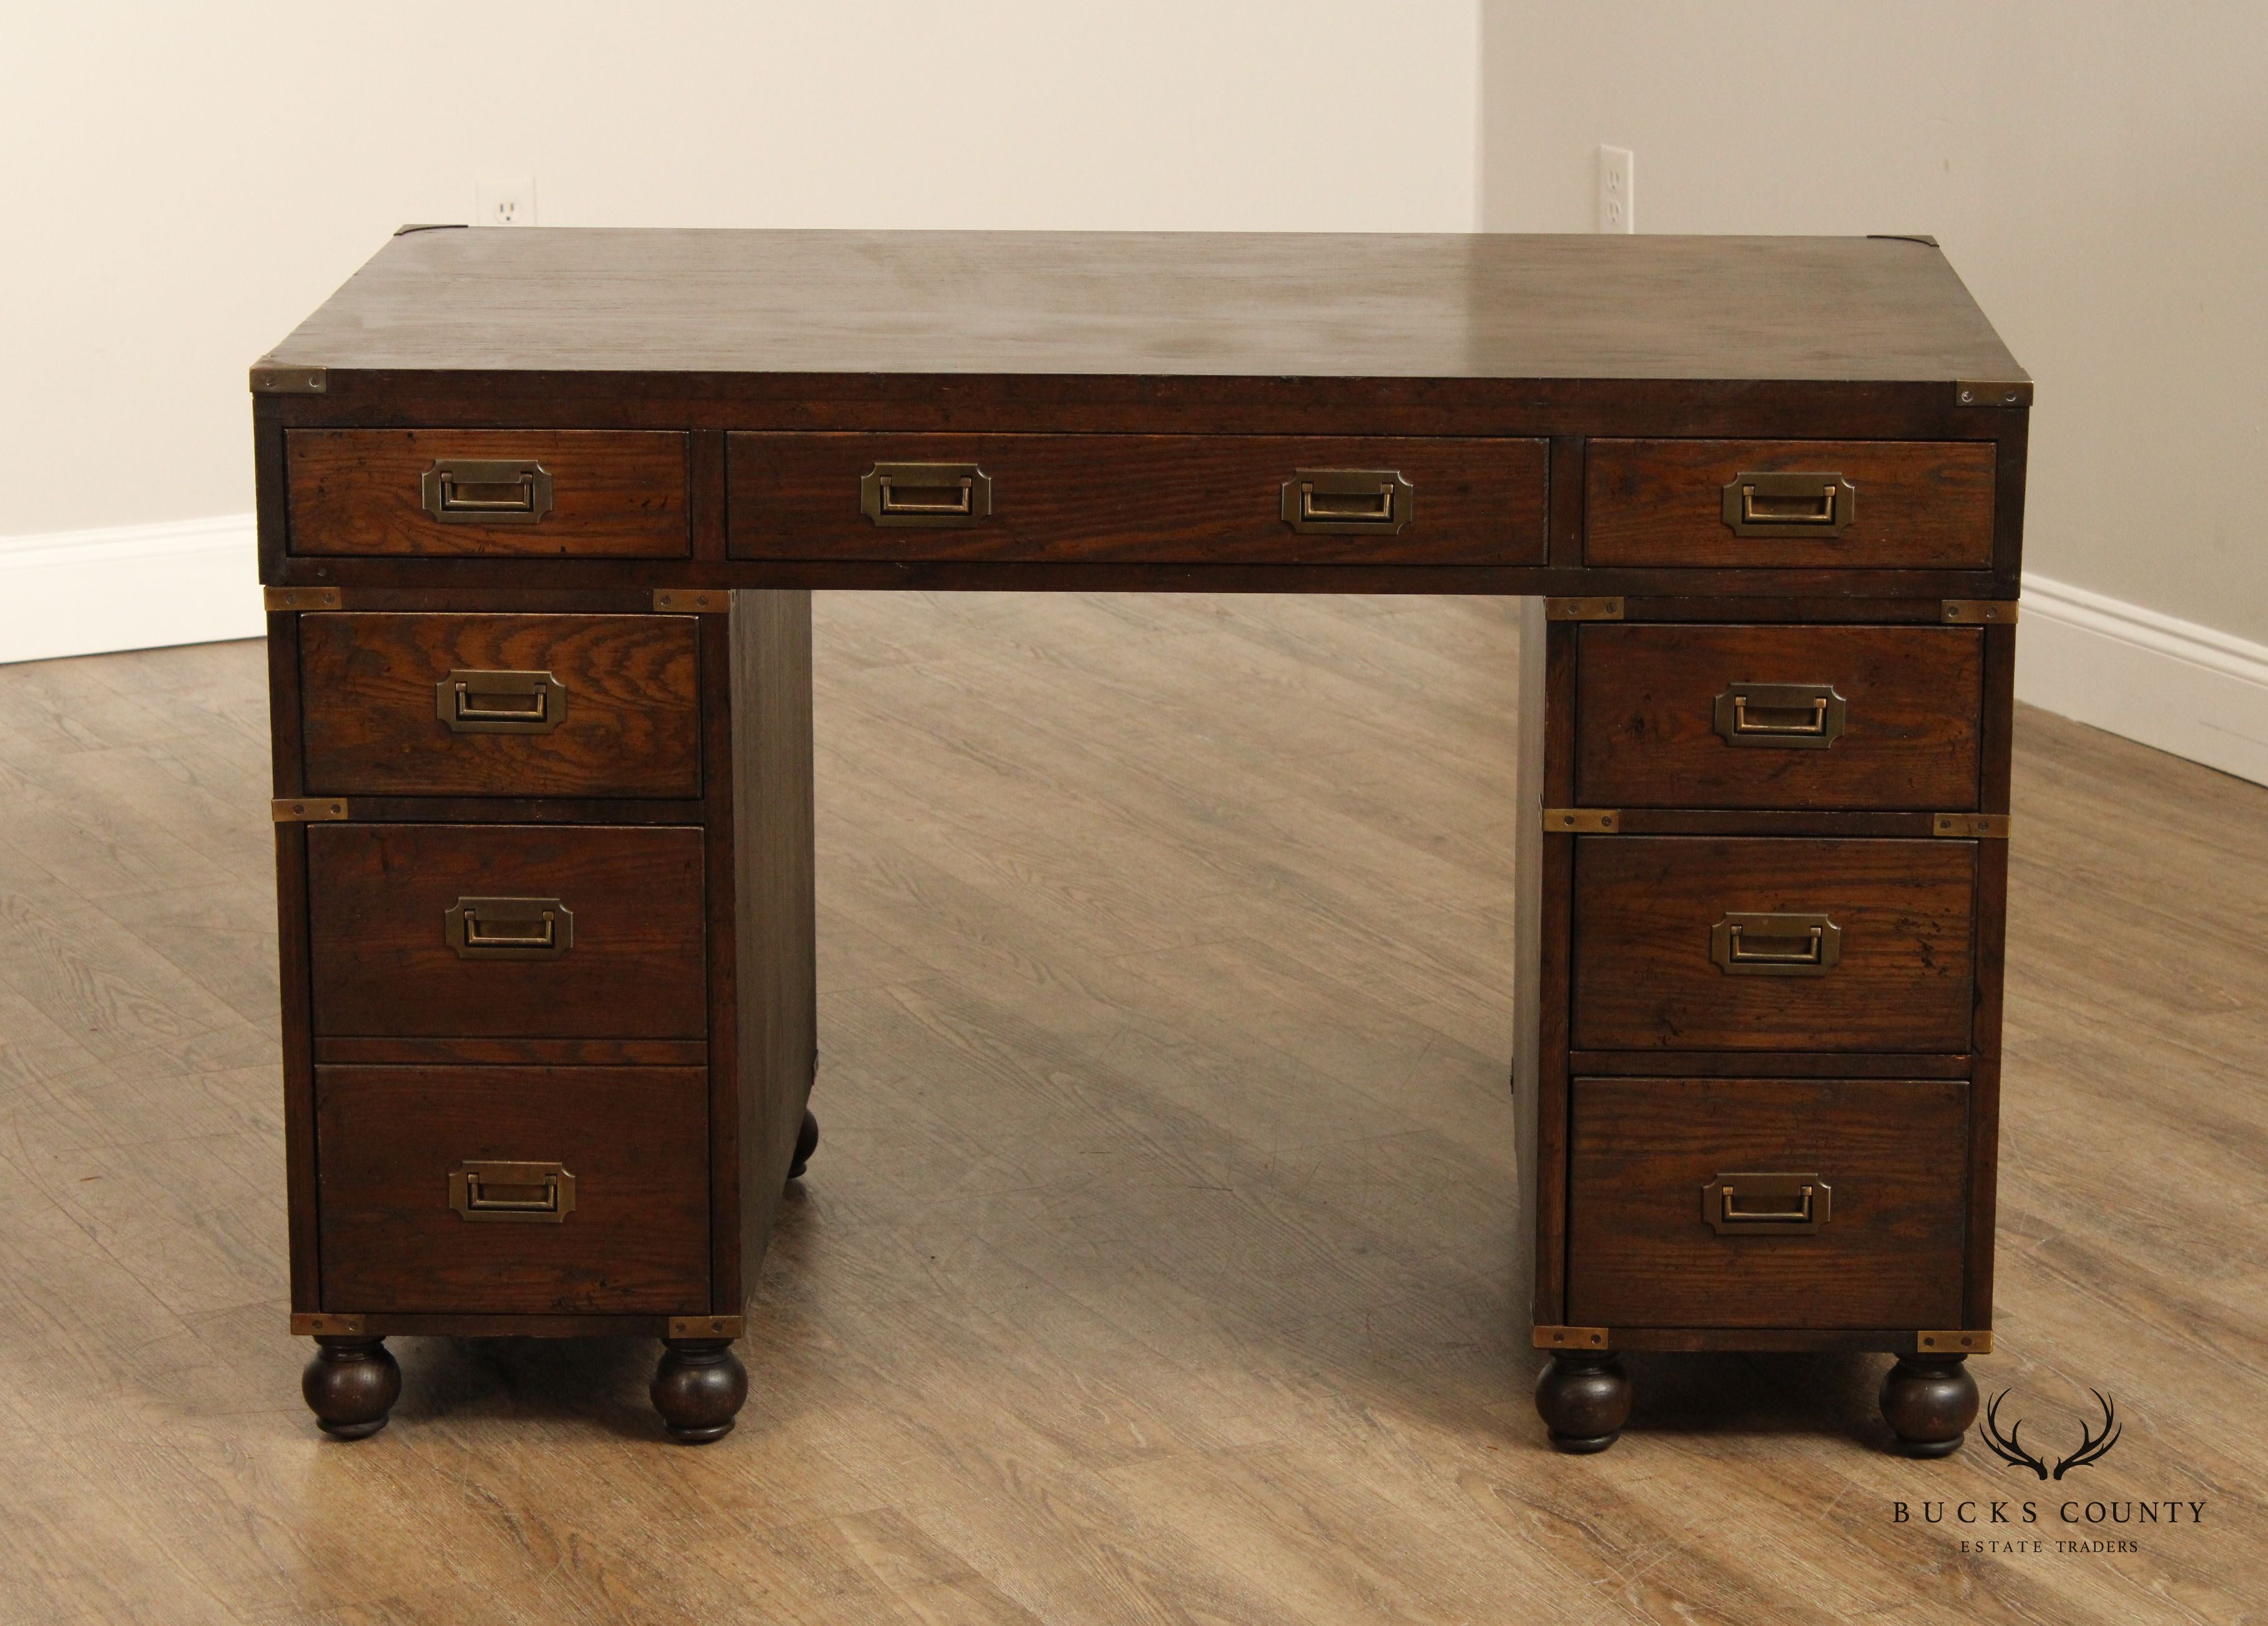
left=315, top=1064, right=708, bottom=1313
left=1566, top=1076, right=1968, bottom=1329
left=0, top=630, right=2259, bottom=1624
left=727, top=433, right=1549, bottom=566
left=1571, top=836, right=1977, bottom=1052
left=299, top=612, right=702, bottom=796
left=305, top=822, right=706, bottom=1039
left=287, top=429, right=689, bottom=556
left=1585, top=439, right=1996, bottom=569
left=1574, top=623, right=1984, bottom=809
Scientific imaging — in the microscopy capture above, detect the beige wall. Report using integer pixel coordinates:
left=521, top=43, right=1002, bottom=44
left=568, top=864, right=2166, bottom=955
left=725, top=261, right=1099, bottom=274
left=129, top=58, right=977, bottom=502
left=1481, top=1, right=2268, bottom=645
left=0, top=1, right=1478, bottom=540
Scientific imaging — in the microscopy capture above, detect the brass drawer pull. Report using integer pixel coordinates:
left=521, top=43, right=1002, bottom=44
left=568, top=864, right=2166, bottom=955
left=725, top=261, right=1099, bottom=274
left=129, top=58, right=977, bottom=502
left=1281, top=469, right=1415, bottom=535
left=1720, top=471, right=1855, bottom=537
left=445, top=896, right=574, bottom=959
left=420, top=459, right=554, bottom=524
left=434, top=669, right=566, bottom=734
left=1712, top=682, right=1846, bottom=748
left=450, top=1160, right=577, bottom=1223
left=860, top=462, right=993, bottom=527
left=1711, top=911, right=1841, bottom=976
left=1704, top=1172, right=1832, bottom=1234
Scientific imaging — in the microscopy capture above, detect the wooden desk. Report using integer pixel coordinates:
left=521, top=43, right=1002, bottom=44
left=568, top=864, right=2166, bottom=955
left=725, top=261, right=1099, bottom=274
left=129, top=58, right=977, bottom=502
left=253, top=228, right=2026, bottom=1453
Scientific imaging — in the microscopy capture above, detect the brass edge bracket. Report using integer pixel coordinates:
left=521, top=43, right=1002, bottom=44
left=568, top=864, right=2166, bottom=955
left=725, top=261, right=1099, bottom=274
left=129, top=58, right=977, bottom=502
left=1917, top=1329, right=1993, bottom=1355
left=1534, top=1325, right=1612, bottom=1351
left=291, top=1313, right=366, bottom=1336
left=264, top=587, right=341, bottom=612
left=654, top=588, right=729, bottom=613
left=1544, top=808, right=1619, bottom=834
left=1546, top=596, right=1624, bottom=622
left=1943, top=600, right=2018, bottom=625
left=251, top=362, right=327, bottom=394
left=273, top=797, right=350, bottom=822
left=1932, top=813, right=2011, bottom=838
left=667, top=1315, right=745, bottom=1339
left=1955, top=380, right=2033, bottom=408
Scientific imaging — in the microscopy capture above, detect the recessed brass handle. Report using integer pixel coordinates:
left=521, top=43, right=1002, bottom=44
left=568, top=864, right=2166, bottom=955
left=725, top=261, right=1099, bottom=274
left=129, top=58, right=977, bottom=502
left=445, top=896, right=574, bottom=960
left=1711, top=911, right=1841, bottom=976
left=450, top=1160, right=576, bottom=1223
left=420, top=459, right=554, bottom=524
left=1712, top=682, right=1846, bottom=749
left=860, top=463, right=993, bottom=528
left=1280, top=469, right=1415, bottom=535
left=1703, top=1172, right=1831, bottom=1234
left=1719, top=471, right=1855, bottom=537
left=434, top=669, right=566, bottom=734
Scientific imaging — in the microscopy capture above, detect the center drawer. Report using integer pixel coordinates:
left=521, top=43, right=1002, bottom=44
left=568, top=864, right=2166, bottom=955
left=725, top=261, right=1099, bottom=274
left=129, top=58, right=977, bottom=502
left=1571, top=836, right=1976, bottom=1052
left=726, top=433, right=1549, bottom=565
left=317, top=1064, right=709, bottom=1314
left=306, top=823, right=707, bottom=1039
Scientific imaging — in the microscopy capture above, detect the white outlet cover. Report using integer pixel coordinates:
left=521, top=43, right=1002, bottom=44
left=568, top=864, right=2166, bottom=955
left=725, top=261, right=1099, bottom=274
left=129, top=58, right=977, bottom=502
left=1596, top=146, right=1634, bottom=234
left=476, top=178, right=537, bottom=228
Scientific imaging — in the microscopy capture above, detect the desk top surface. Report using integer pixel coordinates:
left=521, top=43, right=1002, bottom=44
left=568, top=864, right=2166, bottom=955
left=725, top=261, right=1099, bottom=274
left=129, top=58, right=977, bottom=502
left=265, top=229, right=2025, bottom=386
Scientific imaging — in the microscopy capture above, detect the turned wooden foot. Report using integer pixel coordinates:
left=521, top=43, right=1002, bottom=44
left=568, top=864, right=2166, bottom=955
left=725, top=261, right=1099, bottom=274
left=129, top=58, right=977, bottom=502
left=787, top=1108, right=820, bottom=1181
left=652, top=1338, right=748, bottom=1444
left=302, top=1336, right=400, bottom=1440
left=1880, top=1354, right=1978, bottom=1457
left=1536, top=1352, right=1632, bottom=1453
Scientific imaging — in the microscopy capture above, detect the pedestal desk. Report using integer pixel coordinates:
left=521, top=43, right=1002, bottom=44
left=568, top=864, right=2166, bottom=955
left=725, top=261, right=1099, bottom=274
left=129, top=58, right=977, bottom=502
left=253, top=228, right=2026, bottom=1451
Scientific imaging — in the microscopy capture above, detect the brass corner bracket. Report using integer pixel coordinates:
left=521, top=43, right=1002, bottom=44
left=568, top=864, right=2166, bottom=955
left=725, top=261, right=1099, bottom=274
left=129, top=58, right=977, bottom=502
left=1955, top=380, right=2032, bottom=408
left=1917, top=1329, right=1993, bottom=1355
left=653, top=588, right=729, bottom=614
left=1534, top=1325, right=1611, bottom=1351
left=290, top=1312, right=366, bottom=1336
left=273, top=797, right=350, bottom=823
left=1546, top=597, right=1624, bottom=622
left=667, top=1314, right=745, bottom=1339
left=1544, top=808, right=1619, bottom=833
left=264, top=586, right=341, bottom=612
left=1943, top=600, right=2019, bottom=625
left=251, top=363, right=327, bottom=394
left=1932, top=813, right=2011, bottom=839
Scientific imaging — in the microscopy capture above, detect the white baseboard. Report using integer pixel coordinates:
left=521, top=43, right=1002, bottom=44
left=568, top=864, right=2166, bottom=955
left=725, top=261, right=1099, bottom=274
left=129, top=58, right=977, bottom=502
left=2016, top=573, right=2268, bottom=788
left=0, top=514, right=263, bottom=666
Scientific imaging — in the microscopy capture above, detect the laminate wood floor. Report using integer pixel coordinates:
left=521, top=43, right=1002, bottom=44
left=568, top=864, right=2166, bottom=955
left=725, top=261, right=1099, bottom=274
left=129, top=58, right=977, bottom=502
left=0, top=594, right=2261, bottom=1625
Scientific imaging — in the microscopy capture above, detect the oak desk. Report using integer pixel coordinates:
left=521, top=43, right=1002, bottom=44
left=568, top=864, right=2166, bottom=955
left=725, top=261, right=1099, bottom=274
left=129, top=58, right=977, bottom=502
left=253, top=228, right=2026, bottom=1452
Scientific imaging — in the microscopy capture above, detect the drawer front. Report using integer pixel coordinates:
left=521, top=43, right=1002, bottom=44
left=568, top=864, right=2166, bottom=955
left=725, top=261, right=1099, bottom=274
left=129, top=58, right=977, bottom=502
left=727, top=433, right=1549, bottom=565
left=307, top=823, right=706, bottom=1039
left=1567, top=1076, right=1968, bottom=1329
left=299, top=613, right=702, bottom=798
left=317, top=1064, right=709, bottom=1313
left=1574, top=624, right=1984, bottom=809
left=287, top=429, right=689, bottom=557
left=1584, top=439, right=1995, bottom=569
left=1572, top=837, right=1976, bottom=1052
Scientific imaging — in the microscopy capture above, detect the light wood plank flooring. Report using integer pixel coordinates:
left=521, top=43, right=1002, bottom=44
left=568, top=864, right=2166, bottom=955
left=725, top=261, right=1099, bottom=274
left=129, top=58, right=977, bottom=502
left=0, top=593, right=2261, bottom=1625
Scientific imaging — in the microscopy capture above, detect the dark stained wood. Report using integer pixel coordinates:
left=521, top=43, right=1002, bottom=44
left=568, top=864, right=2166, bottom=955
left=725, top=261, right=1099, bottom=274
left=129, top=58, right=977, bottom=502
left=1965, top=1056, right=2001, bottom=1329
left=1566, top=1076, right=1968, bottom=1328
left=301, top=1337, right=400, bottom=1440
left=1568, top=1051, right=1972, bottom=1079
left=1584, top=440, right=1996, bottom=570
left=263, top=230, right=2025, bottom=385
left=729, top=589, right=819, bottom=1306
left=701, top=592, right=745, bottom=1310
left=313, top=1037, right=706, bottom=1066
left=299, top=612, right=702, bottom=797
left=1574, top=624, right=1984, bottom=809
left=267, top=609, right=322, bottom=1313
left=305, top=823, right=706, bottom=1039
left=650, top=1338, right=749, bottom=1444
left=287, top=429, right=689, bottom=557
left=727, top=433, right=1548, bottom=566
left=315, top=1064, right=709, bottom=1313
left=1533, top=1353, right=1629, bottom=1453
left=1571, top=836, right=1977, bottom=1052
left=1880, top=1354, right=1979, bottom=1457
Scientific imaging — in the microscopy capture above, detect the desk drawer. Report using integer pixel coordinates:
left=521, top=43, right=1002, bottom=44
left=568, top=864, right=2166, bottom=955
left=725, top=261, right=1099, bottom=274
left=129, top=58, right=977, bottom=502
left=287, top=429, right=689, bottom=557
left=1566, top=1075, right=1968, bottom=1329
left=1574, top=624, right=1984, bottom=809
left=1585, top=439, right=1994, bottom=569
left=300, top=613, right=702, bottom=798
left=727, top=433, right=1549, bottom=565
left=316, top=1064, right=709, bottom=1313
left=1571, top=836, right=1976, bottom=1052
left=307, top=823, right=706, bottom=1039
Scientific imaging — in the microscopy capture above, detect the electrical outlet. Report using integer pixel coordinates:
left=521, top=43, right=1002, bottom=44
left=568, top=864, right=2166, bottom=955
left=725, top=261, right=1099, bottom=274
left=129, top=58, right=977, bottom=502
left=475, top=178, right=537, bottom=228
left=1596, top=145, right=1634, bottom=233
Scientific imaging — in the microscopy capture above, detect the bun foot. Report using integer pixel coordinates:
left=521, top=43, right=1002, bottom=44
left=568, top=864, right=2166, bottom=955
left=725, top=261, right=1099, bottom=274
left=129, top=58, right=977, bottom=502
left=787, top=1108, right=820, bottom=1181
left=1536, top=1352, right=1632, bottom=1453
left=1881, top=1353, right=1978, bottom=1457
left=302, top=1336, right=400, bottom=1440
left=652, top=1338, right=748, bottom=1444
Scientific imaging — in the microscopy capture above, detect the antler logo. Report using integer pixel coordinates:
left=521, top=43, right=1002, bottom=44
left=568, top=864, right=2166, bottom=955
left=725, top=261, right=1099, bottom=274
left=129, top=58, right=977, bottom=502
left=1980, top=1388, right=2121, bottom=1480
